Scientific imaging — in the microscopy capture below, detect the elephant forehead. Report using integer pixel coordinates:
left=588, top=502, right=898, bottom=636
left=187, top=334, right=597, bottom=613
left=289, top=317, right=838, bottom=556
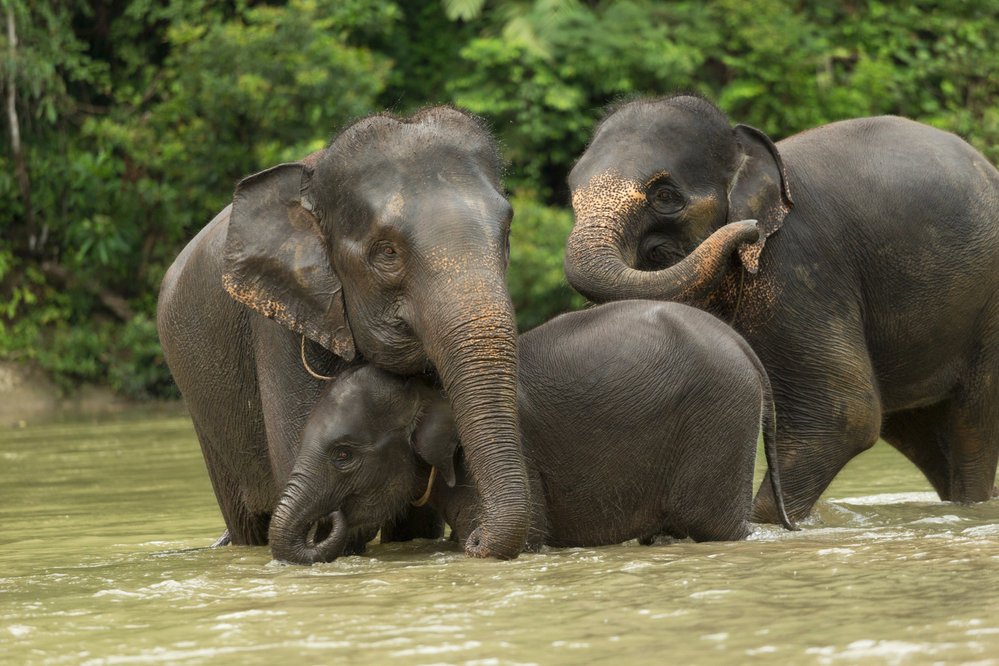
left=374, top=185, right=503, bottom=229
left=383, top=192, right=406, bottom=218
left=571, top=172, right=648, bottom=218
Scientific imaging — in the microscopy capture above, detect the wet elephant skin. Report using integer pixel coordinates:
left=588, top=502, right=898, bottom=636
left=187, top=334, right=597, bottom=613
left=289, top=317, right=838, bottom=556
left=269, top=300, right=795, bottom=564
left=564, top=95, right=999, bottom=523
left=157, top=106, right=529, bottom=558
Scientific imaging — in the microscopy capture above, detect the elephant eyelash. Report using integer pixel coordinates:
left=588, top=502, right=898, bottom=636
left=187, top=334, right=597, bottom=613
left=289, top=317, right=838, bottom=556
left=642, top=170, right=672, bottom=189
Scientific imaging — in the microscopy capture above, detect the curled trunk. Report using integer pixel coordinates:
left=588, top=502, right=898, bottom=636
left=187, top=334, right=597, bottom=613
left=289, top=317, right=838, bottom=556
left=269, top=479, right=349, bottom=564
left=564, top=218, right=760, bottom=304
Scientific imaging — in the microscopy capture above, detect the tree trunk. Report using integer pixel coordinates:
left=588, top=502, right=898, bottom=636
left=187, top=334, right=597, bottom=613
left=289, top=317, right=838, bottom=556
left=5, top=3, right=34, bottom=249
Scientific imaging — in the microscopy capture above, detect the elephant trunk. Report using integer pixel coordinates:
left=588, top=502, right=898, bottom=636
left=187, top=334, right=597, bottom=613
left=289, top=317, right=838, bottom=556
left=269, top=475, right=349, bottom=565
left=418, top=277, right=529, bottom=559
left=564, top=216, right=760, bottom=304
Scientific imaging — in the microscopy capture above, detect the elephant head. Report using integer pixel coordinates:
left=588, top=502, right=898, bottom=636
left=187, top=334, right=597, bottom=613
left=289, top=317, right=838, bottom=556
left=269, top=366, right=460, bottom=564
left=222, top=107, right=527, bottom=558
left=564, top=95, right=792, bottom=304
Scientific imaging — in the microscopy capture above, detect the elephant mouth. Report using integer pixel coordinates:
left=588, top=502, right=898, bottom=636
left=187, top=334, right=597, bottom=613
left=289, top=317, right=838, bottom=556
left=358, top=317, right=429, bottom=375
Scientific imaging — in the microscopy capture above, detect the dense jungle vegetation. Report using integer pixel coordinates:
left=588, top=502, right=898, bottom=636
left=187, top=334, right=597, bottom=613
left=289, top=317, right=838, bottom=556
left=2, top=0, right=998, bottom=398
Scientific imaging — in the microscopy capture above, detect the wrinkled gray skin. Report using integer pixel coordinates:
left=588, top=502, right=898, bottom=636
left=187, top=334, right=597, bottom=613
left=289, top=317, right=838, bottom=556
left=564, top=95, right=999, bottom=523
left=269, top=300, right=795, bottom=565
left=157, top=107, right=529, bottom=559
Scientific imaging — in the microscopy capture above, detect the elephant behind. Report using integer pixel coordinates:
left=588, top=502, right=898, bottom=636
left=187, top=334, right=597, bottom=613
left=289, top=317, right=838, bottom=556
left=157, top=106, right=530, bottom=558
left=269, top=300, right=795, bottom=564
left=563, top=95, right=999, bottom=522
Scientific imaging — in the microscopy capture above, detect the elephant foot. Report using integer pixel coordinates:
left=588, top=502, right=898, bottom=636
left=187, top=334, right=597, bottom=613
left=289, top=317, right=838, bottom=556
left=211, top=529, right=231, bottom=548
left=638, top=533, right=681, bottom=546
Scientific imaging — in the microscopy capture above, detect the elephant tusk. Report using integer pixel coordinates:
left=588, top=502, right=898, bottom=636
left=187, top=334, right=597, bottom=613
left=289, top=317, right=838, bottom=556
left=411, top=467, right=437, bottom=507
left=301, top=335, right=336, bottom=381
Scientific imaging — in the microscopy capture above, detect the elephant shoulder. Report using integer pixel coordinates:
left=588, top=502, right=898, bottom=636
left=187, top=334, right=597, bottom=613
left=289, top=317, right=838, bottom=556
left=158, top=205, right=235, bottom=337
left=161, top=205, right=232, bottom=297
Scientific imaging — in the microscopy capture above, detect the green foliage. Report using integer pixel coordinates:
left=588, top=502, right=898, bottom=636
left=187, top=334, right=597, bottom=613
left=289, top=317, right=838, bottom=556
left=446, top=1, right=707, bottom=197
left=3, top=0, right=999, bottom=396
left=108, top=314, right=177, bottom=399
left=506, top=192, right=585, bottom=331
left=1, top=0, right=394, bottom=398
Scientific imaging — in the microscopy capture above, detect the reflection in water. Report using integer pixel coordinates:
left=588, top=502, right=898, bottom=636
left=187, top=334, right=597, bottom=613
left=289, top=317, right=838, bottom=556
left=2, top=414, right=998, bottom=665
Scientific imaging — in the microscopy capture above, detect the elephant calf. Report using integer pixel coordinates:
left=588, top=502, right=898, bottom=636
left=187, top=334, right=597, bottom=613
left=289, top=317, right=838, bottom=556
left=268, top=300, right=795, bottom=564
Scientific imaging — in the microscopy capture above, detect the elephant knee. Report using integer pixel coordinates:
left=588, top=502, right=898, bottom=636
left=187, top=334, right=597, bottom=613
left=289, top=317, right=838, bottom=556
left=843, top=402, right=882, bottom=456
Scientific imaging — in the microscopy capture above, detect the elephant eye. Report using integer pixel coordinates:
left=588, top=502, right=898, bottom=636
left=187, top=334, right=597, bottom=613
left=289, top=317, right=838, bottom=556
left=371, top=240, right=402, bottom=271
left=332, top=446, right=353, bottom=469
left=649, top=184, right=686, bottom=216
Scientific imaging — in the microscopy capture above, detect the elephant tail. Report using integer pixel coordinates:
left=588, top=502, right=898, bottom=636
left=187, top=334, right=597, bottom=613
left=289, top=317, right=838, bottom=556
left=732, top=333, right=796, bottom=531
left=754, top=352, right=797, bottom=531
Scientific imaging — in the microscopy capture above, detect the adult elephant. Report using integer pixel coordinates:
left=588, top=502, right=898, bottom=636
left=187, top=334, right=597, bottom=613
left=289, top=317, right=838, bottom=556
left=564, top=94, right=999, bottom=523
left=157, top=106, right=528, bottom=558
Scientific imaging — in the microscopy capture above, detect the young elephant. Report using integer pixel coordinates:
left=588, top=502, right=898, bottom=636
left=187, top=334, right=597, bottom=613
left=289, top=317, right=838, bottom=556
left=269, top=300, right=794, bottom=564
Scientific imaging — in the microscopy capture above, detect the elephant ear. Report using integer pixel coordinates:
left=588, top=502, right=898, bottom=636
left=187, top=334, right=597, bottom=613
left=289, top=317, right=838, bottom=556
left=222, top=162, right=356, bottom=361
left=728, top=124, right=794, bottom=274
left=410, top=396, right=459, bottom=488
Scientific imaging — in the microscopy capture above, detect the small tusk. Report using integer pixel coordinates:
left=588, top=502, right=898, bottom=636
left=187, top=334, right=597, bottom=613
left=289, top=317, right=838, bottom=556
left=411, top=467, right=437, bottom=507
left=301, top=335, right=336, bottom=381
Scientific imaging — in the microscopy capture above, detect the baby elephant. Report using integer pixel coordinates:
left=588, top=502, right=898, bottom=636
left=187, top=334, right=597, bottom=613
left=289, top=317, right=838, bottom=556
left=269, top=300, right=795, bottom=564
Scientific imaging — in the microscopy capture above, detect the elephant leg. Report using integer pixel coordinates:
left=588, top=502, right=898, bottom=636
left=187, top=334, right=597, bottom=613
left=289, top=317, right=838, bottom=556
left=211, top=529, right=232, bottom=548
left=380, top=505, right=445, bottom=543
left=881, top=404, right=953, bottom=499
left=251, top=318, right=342, bottom=489
left=163, top=315, right=273, bottom=544
left=182, top=336, right=327, bottom=547
left=668, top=399, right=758, bottom=542
left=186, top=389, right=272, bottom=545
left=942, top=337, right=999, bottom=502
left=752, top=330, right=883, bottom=524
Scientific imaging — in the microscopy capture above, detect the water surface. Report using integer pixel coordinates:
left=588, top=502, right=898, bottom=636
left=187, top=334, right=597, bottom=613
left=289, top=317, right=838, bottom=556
left=3, top=411, right=998, bottom=664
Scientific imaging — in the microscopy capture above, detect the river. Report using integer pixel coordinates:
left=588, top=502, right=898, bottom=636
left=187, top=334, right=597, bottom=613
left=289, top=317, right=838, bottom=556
left=2, top=409, right=998, bottom=665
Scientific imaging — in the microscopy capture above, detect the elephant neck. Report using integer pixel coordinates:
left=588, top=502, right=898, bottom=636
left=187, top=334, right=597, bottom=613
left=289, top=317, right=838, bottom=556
left=700, top=265, right=779, bottom=335
left=686, top=269, right=741, bottom=320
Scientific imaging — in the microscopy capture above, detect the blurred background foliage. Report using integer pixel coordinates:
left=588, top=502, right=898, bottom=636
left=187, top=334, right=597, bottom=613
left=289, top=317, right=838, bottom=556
left=2, top=0, right=998, bottom=398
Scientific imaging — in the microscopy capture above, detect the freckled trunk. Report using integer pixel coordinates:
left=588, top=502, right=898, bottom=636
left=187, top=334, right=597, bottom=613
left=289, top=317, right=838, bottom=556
left=269, top=474, right=349, bottom=565
left=564, top=218, right=760, bottom=304
left=416, top=275, right=528, bottom=559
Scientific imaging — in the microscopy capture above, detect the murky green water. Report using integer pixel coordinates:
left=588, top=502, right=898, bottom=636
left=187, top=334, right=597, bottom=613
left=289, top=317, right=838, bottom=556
left=3, top=410, right=998, bottom=665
